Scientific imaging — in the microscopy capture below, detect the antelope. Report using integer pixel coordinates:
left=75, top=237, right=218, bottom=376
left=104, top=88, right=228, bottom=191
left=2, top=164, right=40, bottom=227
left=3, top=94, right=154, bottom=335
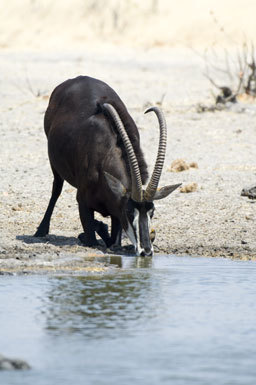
left=34, top=76, right=181, bottom=256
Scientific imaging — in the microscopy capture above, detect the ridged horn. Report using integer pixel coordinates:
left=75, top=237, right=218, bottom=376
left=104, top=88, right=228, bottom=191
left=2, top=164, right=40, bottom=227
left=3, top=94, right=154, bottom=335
left=103, top=103, right=143, bottom=202
left=143, top=106, right=167, bottom=201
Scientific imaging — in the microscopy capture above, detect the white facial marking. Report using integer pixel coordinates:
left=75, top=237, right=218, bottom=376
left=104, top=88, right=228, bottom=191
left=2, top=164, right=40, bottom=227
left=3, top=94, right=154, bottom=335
left=126, top=222, right=137, bottom=249
left=133, top=208, right=144, bottom=255
left=125, top=209, right=142, bottom=255
left=147, top=212, right=154, bottom=255
left=126, top=208, right=154, bottom=256
left=147, top=213, right=152, bottom=232
left=147, top=212, right=152, bottom=227
left=148, top=208, right=154, bottom=219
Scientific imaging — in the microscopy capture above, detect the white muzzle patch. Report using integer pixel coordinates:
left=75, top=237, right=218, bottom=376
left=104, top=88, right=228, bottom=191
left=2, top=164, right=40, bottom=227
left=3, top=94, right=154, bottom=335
left=126, top=208, right=153, bottom=256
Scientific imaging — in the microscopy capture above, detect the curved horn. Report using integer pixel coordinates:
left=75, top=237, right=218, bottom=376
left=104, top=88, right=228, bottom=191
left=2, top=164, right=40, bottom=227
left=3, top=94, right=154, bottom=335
left=103, top=103, right=143, bottom=202
left=143, top=106, right=167, bottom=201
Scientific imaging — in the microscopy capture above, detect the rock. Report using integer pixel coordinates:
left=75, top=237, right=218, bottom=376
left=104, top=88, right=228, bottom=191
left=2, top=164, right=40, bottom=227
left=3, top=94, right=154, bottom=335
left=0, top=354, right=31, bottom=370
left=241, top=185, right=256, bottom=199
left=180, top=182, right=198, bottom=193
left=189, top=161, right=198, bottom=169
left=168, top=159, right=190, bottom=172
left=168, top=159, right=198, bottom=172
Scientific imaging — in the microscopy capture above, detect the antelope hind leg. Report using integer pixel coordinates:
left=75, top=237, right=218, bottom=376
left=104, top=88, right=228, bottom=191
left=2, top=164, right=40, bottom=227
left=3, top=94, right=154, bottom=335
left=34, top=170, right=64, bottom=237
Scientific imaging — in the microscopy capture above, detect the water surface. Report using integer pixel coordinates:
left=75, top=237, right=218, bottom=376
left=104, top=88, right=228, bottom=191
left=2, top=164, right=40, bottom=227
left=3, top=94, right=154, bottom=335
left=0, top=255, right=256, bottom=385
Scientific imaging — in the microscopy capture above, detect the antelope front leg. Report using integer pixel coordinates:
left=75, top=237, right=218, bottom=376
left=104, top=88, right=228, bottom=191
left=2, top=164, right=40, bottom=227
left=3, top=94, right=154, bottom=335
left=77, top=198, right=98, bottom=247
left=110, top=216, right=122, bottom=247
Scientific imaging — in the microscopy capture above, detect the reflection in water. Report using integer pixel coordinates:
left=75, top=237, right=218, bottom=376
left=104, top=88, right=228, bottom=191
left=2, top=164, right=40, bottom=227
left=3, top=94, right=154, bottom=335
left=107, top=255, right=153, bottom=269
left=45, top=267, right=159, bottom=338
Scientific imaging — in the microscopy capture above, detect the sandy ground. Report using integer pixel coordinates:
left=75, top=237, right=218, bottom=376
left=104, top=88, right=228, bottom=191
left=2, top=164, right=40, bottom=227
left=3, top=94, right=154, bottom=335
left=1, top=1, right=256, bottom=272
left=0, top=45, right=256, bottom=275
left=1, top=0, right=256, bottom=50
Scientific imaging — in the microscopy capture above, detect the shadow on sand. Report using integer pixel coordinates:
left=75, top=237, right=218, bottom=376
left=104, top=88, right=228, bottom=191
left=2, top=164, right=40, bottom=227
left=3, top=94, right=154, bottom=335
left=16, top=234, right=82, bottom=247
left=16, top=234, right=136, bottom=256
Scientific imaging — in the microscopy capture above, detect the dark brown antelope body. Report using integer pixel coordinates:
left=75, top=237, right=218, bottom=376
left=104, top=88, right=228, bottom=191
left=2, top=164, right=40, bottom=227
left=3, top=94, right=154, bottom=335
left=35, top=75, right=181, bottom=256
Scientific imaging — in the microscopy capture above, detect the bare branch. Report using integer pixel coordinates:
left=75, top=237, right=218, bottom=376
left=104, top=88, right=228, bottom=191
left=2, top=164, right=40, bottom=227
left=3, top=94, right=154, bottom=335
left=224, top=48, right=234, bottom=82
left=204, top=72, right=222, bottom=90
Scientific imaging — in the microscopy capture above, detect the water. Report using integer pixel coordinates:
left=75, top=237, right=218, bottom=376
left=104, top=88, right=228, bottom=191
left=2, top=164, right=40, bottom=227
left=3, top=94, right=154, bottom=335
left=0, top=255, right=256, bottom=385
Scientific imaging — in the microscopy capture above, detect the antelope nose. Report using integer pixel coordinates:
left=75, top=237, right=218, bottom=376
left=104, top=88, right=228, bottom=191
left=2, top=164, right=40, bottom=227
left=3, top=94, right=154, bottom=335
left=140, top=248, right=153, bottom=257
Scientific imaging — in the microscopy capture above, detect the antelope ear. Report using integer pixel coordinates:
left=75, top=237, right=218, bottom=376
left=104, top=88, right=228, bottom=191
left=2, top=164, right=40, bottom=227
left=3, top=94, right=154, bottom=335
left=153, top=183, right=182, bottom=200
left=104, top=172, right=127, bottom=199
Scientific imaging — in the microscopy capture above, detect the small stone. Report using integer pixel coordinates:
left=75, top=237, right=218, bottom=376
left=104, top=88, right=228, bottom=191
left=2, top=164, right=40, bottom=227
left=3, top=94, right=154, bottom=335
left=180, top=182, right=198, bottom=193
left=241, top=185, right=256, bottom=199
left=0, top=354, right=30, bottom=370
left=189, top=162, right=199, bottom=169
left=168, top=159, right=189, bottom=172
left=168, top=159, right=199, bottom=172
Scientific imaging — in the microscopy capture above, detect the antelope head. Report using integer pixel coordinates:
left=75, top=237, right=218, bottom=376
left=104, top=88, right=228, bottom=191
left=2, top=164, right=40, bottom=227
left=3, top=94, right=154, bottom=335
left=103, top=103, right=181, bottom=256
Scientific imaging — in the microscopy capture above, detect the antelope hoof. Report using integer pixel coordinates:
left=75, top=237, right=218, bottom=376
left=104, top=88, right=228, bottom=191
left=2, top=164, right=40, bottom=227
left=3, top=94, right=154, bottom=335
left=34, top=227, right=49, bottom=237
left=78, top=233, right=99, bottom=247
left=109, top=244, right=123, bottom=252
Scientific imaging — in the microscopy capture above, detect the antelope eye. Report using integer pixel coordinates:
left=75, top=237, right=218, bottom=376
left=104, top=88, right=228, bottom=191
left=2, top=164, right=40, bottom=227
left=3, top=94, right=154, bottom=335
left=148, top=208, right=154, bottom=219
left=145, top=202, right=154, bottom=218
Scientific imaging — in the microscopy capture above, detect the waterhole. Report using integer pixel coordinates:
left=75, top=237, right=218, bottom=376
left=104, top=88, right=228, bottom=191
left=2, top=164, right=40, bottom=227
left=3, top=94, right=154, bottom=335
left=0, top=255, right=255, bottom=384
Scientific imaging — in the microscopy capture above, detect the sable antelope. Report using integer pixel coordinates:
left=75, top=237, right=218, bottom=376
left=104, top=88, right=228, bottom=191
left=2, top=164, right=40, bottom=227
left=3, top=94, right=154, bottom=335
left=34, top=76, right=181, bottom=256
